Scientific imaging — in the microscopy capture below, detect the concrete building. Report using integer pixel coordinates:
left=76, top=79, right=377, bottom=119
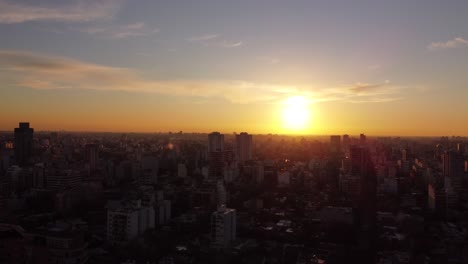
left=177, top=163, right=187, bottom=178
left=14, top=122, right=33, bottom=166
left=216, top=180, right=227, bottom=206
left=24, top=222, right=89, bottom=264
left=330, top=135, right=341, bottom=153
left=359, top=133, right=367, bottom=146
left=211, top=205, right=236, bottom=248
left=140, top=155, right=158, bottom=185
left=107, top=199, right=155, bottom=244
left=235, top=132, right=253, bottom=162
left=85, top=143, right=98, bottom=172
left=208, top=132, right=224, bottom=153
left=342, top=134, right=351, bottom=153
left=46, top=169, right=81, bottom=191
left=155, top=200, right=171, bottom=226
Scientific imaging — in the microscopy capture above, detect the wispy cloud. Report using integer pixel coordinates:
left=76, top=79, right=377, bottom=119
left=307, top=80, right=402, bottom=103
left=0, top=0, right=121, bottom=24
left=428, top=37, right=468, bottom=51
left=78, top=22, right=159, bottom=39
left=257, top=56, right=280, bottom=65
left=188, top=34, right=243, bottom=48
left=0, top=50, right=403, bottom=104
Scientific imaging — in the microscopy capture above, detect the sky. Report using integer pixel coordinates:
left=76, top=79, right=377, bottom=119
left=0, top=0, right=468, bottom=136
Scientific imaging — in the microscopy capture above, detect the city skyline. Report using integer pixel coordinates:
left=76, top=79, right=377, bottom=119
left=1, top=0, right=468, bottom=136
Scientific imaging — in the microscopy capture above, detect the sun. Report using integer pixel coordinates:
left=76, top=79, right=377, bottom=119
left=281, top=96, right=311, bottom=133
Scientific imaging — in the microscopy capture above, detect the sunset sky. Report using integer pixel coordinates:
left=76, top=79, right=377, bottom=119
left=1, top=0, right=468, bottom=135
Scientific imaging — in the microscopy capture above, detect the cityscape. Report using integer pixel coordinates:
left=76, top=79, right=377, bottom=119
left=1, top=0, right=468, bottom=264
left=1, top=124, right=467, bottom=263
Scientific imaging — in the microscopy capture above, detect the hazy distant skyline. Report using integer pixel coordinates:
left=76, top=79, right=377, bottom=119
left=1, top=0, right=468, bottom=136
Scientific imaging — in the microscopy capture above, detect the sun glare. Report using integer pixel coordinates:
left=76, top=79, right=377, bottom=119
left=281, top=96, right=312, bottom=133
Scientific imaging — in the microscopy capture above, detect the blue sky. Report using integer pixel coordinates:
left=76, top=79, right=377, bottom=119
left=0, top=0, right=467, bottom=135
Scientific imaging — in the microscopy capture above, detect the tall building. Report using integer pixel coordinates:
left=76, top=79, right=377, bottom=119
left=155, top=200, right=171, bottom=226
left=330, top=135, right=341, bottom=153
left=32, top=163, right=46, bottom=189
left=211, top=205, right=236, bottom=248
left=442, top=151, right=464, bottom=179
left=208, top=132, right=224, bottom=152
left=350, top=146, right=376, bottom=257
left=442, top=151, right=464, bottom=216
left=342, top=134, right=350, bottom=152
left=107, top=199, right=155, bottom=245
left=177, top=163, right=187, bottom=178
left=85, top=143, right=99, bottom=172
left=140, top=155, right=158, bottom=185
left=216, top=180, right=227, bottom=206
left=235, top=132, right=253, bottom=162
left=359, top=133, right=367, bottom=146
left=46, top=168, right=81, bottom=191
left=14, top=122, right=33, bottom=166
left=350, top=146, right=369, bottom=176
left=208, top=132, right=226, bottom=179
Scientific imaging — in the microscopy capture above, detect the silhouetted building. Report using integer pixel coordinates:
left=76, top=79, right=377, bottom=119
left=25, top=222, right=88, bottom=264
left=442, top=151, right=464, bottom=179
left=211, top=205, right=236, bottom=248
left=350, top=146, right=376, bottom=260
left=208, top=132, right=224, bottom=152
left=342, top=134, right=350, bottom=152
left=14, top=122, right=33, bottom=166
left=140, top=155, right=158, bottom=185
left=360, top=133, right=367, bottom=146
left=235, top=132, right=253, bottom=162
left=107, top=200, right=155, bottom=245
left=442, top=151, right=464, bottom=216
left=330, top=135, right=341, bottom=153
left=85, top=143, right=98, bottom=172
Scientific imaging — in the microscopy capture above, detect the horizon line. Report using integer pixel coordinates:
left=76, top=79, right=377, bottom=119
left=0, top=129, right=467, bottom=138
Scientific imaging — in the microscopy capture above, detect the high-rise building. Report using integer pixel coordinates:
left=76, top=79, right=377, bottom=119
left=140, top=155, right=158, bottom=185
left=342, top=134, right=350, bottom=152
left=401, top=149, right=407, bottom=161
left=216, top=180, right=227, bottom=206
left=442, top=151, right=464, bottom=179
left=107, top=199, right=155, bottom=245
left=32, top=163, right=46, bottom=189
left=208, top=132, right=224, bottom=152
left=155, top=200, right=171, bottom=226
left=85, top=143, right=99, bottom=172
left=330, top=135, right=341, bottom=153
left=46, top=169, right=81, bottom=191
left=349, top=146, right=376, bottom=254
left=350, top=146, right=369, bottom=176
left=235, top=132, right=253, bottom=162
left=14, top=122, right=33, bottom=166
left=442, top=151, right=464, bottom=216
left=359, top=133, right=367, bottom=146
left=211, top=205, right=236, bottom=248
left=208, top=132, right=226, bottom=179
left=177, top=163, right=187, bottom=178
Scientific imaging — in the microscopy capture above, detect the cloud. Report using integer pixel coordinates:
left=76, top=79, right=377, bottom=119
left=0, top=50, right=281, bottom=103
left=0, top=50, right=403, bottom=104
left=309, top=81, right=402, bottom=103
left=428, top=37, right=468, bottom=51
left=188, top=34, right=243, bottom=48
left=78, top=22, right=159, bottom=39
left=349, top=82, right=385, bottom=94
left=0, top=0, right=121, bottom=24
left=257, top=56, right=280, bottom=65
